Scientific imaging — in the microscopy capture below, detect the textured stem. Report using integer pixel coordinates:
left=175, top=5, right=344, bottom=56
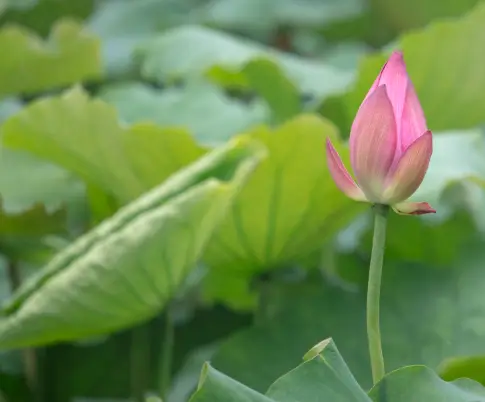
left=367, top=204, right=389, bottom=384
left=159, top=307, right=175, bottom=400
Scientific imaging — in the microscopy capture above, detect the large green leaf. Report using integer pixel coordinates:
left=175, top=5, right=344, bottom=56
left=98, top=80, right=268, bottom=146
left=203, top=114, right=364, bottom=275
left=0, top=19, right=101, bottom=96
left=0, top=138, right=265, bottom=348
left=136, top=25, right=354, bottom=98
left=1, top=87, right=205, bottom=205
left=329, top=2, right=485, bottom=132
left=369, top=366, right=485, bottom=401
left=213, top=240, right=485, bottom=390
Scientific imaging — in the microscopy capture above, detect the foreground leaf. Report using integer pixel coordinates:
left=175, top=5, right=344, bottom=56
left=213, top=240, right=485, bottom=390
left=266, top=339, right=370, bottom=401
left=0, top=138, right=265, bottom=348
left=2, top=87, right=205, bottom=204
left=191, top=339, right=370, bottom=402
left=190, top=364, right=273, bottom=402
left=204, top=115, right=363, bottom=276
left=0, top=19, right=101, bottom=95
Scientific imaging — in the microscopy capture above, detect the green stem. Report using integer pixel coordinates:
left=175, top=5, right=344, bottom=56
left=6, top=259, right=40, bottom=401
left=367, top=203, right=389, bottom=384
left=159, top=307, right=175, bottom=400
left=130, top=324, right=150, bottom=402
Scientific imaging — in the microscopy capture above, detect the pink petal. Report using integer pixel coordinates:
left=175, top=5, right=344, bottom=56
left=326, top=138, right=367, bottom=201
left=383, top=131, right=433, bottom=204
left=364, top=52, right=405, bottom=98
left=364, top=52, right=412, bottom=161
left=393, top=202, right=436, bottom=215
left=400, top=82, right=427, bottom=152
left=350, top=85, right=397, bottom=201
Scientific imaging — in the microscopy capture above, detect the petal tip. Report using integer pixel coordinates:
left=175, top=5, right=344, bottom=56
left=325, top=137, right=367, bottom=202
left=393, top=201, right=436, bottom=215
left=389, top=50, right=404, bottom=60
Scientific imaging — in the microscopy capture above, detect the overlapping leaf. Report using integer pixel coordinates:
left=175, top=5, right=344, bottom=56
left=1, top=87, right=205, bottom=205
left=0, top=138, right=265, bottom=348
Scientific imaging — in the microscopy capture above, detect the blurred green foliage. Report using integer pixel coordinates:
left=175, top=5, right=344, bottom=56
left=0, top=0, right=484, bottom=401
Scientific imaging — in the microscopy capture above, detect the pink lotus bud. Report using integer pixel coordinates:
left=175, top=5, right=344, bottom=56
left=326, top=51, right=435, bottom=215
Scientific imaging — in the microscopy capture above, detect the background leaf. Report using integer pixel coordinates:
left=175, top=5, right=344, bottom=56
left=136, top=25, right=354, bottom=98
left=439, top=356, right=485, bottom=387
left=98, top=80, right=268, bottom=146
left=0, top=149, right=84, bottom=215
left=0, top=19, right=101, bottom=95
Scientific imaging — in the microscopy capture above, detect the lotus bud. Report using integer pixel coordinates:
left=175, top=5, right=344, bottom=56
left=326, top=51, right=435, bottom=215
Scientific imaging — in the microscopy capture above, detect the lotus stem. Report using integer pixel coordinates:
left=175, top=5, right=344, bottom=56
left=367, top=203, right=389, bottom=384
